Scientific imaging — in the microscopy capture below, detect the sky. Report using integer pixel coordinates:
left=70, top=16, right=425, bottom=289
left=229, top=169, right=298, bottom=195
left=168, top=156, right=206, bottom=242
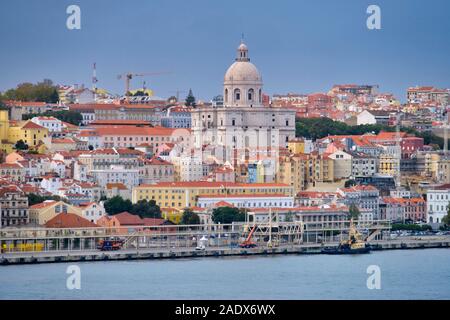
left=0, top=0, right=449, bottom=102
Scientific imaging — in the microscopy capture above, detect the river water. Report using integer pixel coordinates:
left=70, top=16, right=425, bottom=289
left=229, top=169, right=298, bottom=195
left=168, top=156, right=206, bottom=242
left=1, top=248, right=449, bottom=299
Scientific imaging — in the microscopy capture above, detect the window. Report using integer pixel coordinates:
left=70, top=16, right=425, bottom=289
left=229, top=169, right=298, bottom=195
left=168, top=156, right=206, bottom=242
left=234, top=89, right=241, bottom=101
left=248, top=88, right=254, bottom=101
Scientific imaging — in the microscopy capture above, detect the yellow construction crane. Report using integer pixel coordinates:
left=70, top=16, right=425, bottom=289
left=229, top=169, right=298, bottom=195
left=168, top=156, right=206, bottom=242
left=117, top=71, right=171, bottom=96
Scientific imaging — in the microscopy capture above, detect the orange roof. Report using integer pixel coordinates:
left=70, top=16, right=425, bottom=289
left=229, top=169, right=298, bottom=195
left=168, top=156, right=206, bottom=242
left=45, top=213, right=97, bottom=228
left=340, top=185, right=378, bottom=193
left=137, top=182, right=291, bottom=189
left=4, top=100, right=48, bottom=107
left=52, top=138, right=75, bottom=144
left=373, top=131, right=407, bottom=141
left=21, top=121, right=46, bottom=130
left=113, top=212, right=143, bottom=225
left=198, top=193, right=290, bottom=198
left=142, top=218, right=168, bottom=226
left=90, top=120, right=152, bottom=126
left=144, top=157, right=172, bottom=166
left=92, top=126, right=177, bottom=136
left=106, top=183, right=128, bottom=190
left=69, top=103, right=119, bottom=111
left=36, top=116, right=59, bottom=121
left=0, top=163, right=23, bottom=169
left=214, top=201, right=234, bottom=207
left=30, top=200, right=58, bottom=209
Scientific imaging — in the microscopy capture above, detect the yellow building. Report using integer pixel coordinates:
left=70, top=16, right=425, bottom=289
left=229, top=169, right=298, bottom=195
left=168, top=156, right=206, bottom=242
left=29, top=200, right=82, bottom=226
left=132, top=181, right=294, bottom=210
left=379, top=153, right=397, bottom=176
left=8, top=120, right=49, bottom=150
left=287, top=138, right=305, bottom=154
left=426, top=153, right=440, bottom=179
left=0, top=110, right=13, bottom=154
left=306, top=153, right=334, bottom=185
left=277, top=154, right=307, bottom=194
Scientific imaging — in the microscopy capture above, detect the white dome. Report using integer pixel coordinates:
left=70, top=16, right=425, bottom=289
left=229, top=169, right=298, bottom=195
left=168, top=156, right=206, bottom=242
left=224, top=61, right=262, bottom=83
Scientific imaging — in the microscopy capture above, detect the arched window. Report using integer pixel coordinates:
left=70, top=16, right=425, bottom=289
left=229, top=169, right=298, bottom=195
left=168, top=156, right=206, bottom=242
left=224, top=89, right=228, bottom=103
left=248, top=88, right=254, bottom=101
left=234, top=89, right=241, bottom=101
left=259, top=89, right=262, bottom=102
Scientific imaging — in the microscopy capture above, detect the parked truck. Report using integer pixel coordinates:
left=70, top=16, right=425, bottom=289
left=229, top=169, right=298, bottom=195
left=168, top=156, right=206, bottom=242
left=97, top=238, right=124, bottom=251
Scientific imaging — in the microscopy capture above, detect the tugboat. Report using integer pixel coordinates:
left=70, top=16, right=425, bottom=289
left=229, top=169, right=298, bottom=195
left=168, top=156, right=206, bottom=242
left=322, top=219, right=371, bottom=254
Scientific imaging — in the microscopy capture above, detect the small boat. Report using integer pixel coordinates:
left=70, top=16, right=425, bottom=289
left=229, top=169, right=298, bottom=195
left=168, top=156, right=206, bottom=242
left=322, top=219, right=371, bottom=254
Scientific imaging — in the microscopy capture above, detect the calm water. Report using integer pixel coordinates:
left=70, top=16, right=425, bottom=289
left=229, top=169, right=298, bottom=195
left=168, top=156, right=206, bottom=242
left=1, top=249, right=449, bottom=300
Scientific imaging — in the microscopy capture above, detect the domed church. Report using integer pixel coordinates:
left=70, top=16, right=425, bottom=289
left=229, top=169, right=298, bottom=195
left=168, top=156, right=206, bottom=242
left=191, top=41, right=296, bottom=163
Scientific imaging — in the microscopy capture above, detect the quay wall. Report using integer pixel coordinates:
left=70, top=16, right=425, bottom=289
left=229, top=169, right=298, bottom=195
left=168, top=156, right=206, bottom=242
left=1, top=238, right=450, bottom=265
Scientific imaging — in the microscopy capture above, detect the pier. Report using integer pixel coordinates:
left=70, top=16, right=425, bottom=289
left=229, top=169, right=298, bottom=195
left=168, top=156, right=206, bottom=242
left=1, top=219, right=448, bottom=265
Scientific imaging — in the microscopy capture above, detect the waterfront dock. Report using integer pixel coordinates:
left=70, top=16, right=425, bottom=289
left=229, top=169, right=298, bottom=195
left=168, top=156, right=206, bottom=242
left=2, top=237, right=449, bottom=265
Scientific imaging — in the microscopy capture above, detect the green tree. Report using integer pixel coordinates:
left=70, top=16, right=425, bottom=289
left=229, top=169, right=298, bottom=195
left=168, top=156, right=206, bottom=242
left=27, top=193, right=61, bottom=206
left=181, top=208, right=200, bottom=225
left=212, top=206, right=246, bottom=224
left=15, top=140, right=28, bottom=150
left=443, top=204, right=450, bottom=226
left=348, top=204, right=361, bottom=220
left=104, top=196, right=133, bottom=215
left=130, top=199, right=161, bottom=218
left=3, top=79, right=59, bottom=103
left=185, top=89, right=196, bottom=107
left=295, top=117, right=446, bottom=149
left=344, top=179, right=357, bottom=188
left=22, top=110, right=83, bottom=126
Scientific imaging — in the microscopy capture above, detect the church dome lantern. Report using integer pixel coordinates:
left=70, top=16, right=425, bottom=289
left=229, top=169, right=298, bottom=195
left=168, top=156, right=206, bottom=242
left=224, top=40, right=263, bottom=107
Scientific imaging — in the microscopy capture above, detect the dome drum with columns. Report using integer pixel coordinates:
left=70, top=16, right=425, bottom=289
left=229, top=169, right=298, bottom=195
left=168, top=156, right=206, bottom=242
left=191, top=40, right=296, bottom=151
left=223, top=42, right=263, bottom=107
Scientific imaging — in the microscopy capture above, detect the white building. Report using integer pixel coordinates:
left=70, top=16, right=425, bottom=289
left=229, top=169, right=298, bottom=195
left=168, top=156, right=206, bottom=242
left=351, top=152, right=377, bottom=178
left=337, top=185, right=380, bottom=219
left=426, top=186, right=450, bottom=224
left=328, top=150, right=352, bottom=179
left=197, top=194, right=294, bottom=209
left=90, top=165, right=140, bottom=189
left=40, top=175, right=62, bottom=195
left=191, top=41, right=296, bottom=163
left=179, top=156, right=203, bottom=182
left=31, top=116, right=63, bottom=133
left=78, top=202, right=106, bottom=223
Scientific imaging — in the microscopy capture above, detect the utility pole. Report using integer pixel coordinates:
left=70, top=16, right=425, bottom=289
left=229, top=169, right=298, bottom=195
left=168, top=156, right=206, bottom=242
left=395, top=113, right=401, bottom=190
left=444, top=109, right=448, bottom=155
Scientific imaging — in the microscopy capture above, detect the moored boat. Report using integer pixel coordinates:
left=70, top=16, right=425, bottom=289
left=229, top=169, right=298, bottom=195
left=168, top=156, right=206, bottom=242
left=322, top=219, right=371, bottom=254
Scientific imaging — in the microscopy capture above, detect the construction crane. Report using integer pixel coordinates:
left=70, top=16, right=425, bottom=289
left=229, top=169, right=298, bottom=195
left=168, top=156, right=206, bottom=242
left=240, top=224, right=257, bottom=248
left=443, top=109, right=448, bottom=155
left=117, top=71, right=171, bottom=96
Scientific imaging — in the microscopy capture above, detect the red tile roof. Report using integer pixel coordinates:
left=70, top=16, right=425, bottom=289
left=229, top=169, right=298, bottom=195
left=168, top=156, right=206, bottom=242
left=21, top=121, right=46, bottom=130
left=45, top=213, right=97, bottom=228
left=106, top=183, right=128, bottom=190
left=113, top=212, right=144, bottom=225
left=30, top=200, right=58, bottom=209
left=137, top=182, right=291, bottom=188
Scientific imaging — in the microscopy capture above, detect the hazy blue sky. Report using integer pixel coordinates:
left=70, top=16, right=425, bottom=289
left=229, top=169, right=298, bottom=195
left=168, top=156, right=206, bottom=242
left=0, top=0, right=449, bottom=102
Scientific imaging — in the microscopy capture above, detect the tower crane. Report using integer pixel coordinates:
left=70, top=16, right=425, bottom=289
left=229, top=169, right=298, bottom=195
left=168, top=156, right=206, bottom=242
left=117, top=71, right=171, bottom=96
